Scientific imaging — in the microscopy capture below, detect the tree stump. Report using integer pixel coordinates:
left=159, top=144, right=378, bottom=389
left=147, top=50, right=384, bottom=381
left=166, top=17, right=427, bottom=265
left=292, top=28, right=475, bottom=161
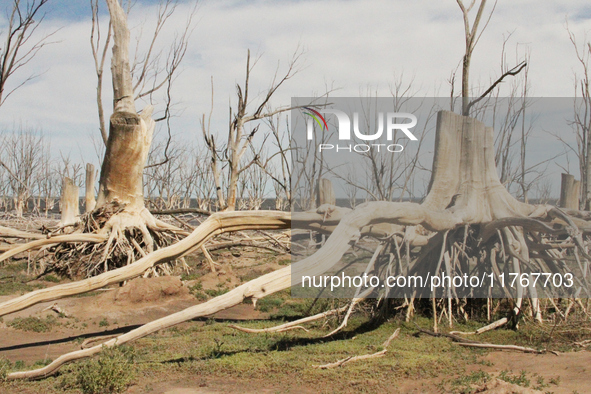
left=316, top=178, right=336, bottom=206
left=559, top=173, right=580, bottom=210
left=60, top=177, right=79, bottom=226
left=85, top=163, right=96, bottom=212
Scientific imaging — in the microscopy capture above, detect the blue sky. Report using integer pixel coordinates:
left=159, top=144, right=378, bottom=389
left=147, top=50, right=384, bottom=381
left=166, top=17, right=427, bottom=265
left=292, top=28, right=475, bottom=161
left=0, top=0, right=590, bottom=197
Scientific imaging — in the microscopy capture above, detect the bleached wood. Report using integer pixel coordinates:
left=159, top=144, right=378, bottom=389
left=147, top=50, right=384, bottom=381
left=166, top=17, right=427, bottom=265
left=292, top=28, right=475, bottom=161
left=457, top=342, right=543, bottom=354
left=85, top=163, right=96, bottom=212
left=312, top=328, right=400, bottom=369
left=0, top=233, right=107, bottom=264
left=560, top=173, right=580, bottom=210
left=60, top=177, right=79, bottom=226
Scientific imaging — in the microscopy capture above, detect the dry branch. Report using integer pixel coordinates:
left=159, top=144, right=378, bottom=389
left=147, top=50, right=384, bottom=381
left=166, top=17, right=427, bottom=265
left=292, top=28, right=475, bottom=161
left=450, top=317, right=508, bottom=335
left=312, top=328, right=400, bottom=369
left=457, top=342, right=544, bottom=354
left=0, top=234, right=107, bottom=263
left=228, top=306, right=349, bottom=333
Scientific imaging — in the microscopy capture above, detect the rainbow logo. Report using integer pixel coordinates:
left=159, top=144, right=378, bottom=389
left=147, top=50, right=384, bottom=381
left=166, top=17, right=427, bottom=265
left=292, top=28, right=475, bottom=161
left=303, top=107, right=328, bottom=131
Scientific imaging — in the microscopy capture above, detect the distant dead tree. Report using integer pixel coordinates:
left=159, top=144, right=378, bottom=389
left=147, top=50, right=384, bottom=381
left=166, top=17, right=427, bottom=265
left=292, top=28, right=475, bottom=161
left=0, top=0, right=54, bottom=108
left=255, top=114, right=292, bottom=210
left=202, top=49, right=304, bottom=211
left=565, top=24, right=591, bottom=209
left=0, top=127, right=44, bottom=216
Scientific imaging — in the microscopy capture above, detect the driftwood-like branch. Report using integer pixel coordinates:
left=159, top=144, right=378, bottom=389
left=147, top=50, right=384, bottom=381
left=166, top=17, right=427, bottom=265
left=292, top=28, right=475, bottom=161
left=151, top=208, right=212, bottom=216
left=457, top=342, right=544, bottom=354
left=450, top=317, right=508, bottom=335
left=312, top=328, right=400, bottom=369
left=0, top=234, right=107, bottom=263
left=229, top=306, right=348, bottom=334
left=0, top=225, right=45, bottom=239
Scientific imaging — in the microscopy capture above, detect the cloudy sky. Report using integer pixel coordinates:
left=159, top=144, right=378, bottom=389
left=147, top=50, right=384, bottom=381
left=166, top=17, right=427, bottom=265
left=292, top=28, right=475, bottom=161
left=0, top=0, right=590, bottom=194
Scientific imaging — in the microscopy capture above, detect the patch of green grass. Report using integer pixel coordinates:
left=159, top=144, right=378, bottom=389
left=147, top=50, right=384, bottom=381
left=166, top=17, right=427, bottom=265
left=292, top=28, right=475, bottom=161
left=42, top=274, right=60, bottom=283
left=8, top=315, right=58, bottom=332
left=0, top=358, right=9, bottom=382
left=99, top=318, right=109, bottom=327
left=255, top=296, right=284, bottom=312
left=447, top=370, right=491, bottom=393
left=70, top=346, right=136, bottom=394
left=181, top=272, right=201, bottom=281
left=498, top=370, right=530, bottom=387
left=204, top=287, right=229, bottom=298
left=0, top=280, right=35, bottom=296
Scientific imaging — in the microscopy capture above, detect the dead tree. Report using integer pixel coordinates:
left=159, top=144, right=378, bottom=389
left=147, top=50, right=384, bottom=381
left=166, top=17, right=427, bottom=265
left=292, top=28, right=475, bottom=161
left=0, top=0, right=53, bottom=108
left=565, top=24, right=591, bottom=210
left=3, top=110, right=591, bottom=380
left=0, top=0, right=185, bottom=277
left=91, top=0, right=197, bottom=147
left=202, top=49, right=304, bottom=211
left=456, top=1, right=527, bottom=117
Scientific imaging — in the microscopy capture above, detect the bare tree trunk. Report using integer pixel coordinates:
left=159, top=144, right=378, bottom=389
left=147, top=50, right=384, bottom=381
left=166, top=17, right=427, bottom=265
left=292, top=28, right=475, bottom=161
left=60, top=177, right=79, bottom=226
left=95, top=0, right=155, bottom=214
left=85, top=163, right=96, bottom=212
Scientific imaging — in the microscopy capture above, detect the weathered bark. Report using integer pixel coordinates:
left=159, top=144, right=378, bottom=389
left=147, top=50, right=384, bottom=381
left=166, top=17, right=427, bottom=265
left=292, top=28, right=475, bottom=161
left=95, top=108, right=154, bottom=212
left=85, top=163, right=96, bottom=212
left=560, top=173, right=580, bottom=210
left=59, top=177, right=79, bottom=226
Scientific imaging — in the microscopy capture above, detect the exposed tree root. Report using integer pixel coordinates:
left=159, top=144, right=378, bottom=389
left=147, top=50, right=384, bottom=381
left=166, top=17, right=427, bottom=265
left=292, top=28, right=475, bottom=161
left=0, top=211, right=291, bottom=318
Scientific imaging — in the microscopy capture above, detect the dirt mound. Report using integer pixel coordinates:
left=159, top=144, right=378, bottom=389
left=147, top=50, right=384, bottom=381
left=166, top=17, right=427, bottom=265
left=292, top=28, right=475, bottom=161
left=114, top=276, right=189, bottom=304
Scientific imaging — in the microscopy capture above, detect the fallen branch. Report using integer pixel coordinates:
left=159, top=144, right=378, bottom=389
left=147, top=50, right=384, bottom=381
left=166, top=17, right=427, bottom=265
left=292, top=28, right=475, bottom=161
left=0, top=234, right=108, bottom=263
left=41, top=303, right=70, bottom=318
left=312, top=328, right=400, bottom=369
left=0, top=225, right=46, bottom=240
left=450, top=317, right=508, bottom=335
left=80, top=334, right=120, bottom=349
left=151, top=208, right=212, bottom=216
left=0, top=211, right=290, bottom=318
left=457, top=342, right=544, bottom=354
left=229, top=305, right=349, bottom=333
left=414, top=323, right=480, bottom=343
